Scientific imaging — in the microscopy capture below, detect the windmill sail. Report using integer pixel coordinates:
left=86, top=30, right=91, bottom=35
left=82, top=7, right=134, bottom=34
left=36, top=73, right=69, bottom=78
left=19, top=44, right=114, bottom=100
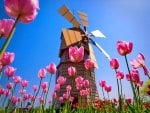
left=58, top=5, right=80, bottom=27
left=78, top=11, right=88, bottom=28
left=89, top=38, right=111, bottom=61
left=91, top=30, right=105, bottom=38
left=62, top=28, right=82, bottom=46
left=94, top=42, right=111, bottom=61
left=89, top=43, right=98, bottom=68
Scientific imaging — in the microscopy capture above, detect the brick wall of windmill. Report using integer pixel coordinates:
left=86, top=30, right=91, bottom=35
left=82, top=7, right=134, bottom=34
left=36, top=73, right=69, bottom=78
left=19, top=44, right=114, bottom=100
left=56, top=39, right=99, bottom=106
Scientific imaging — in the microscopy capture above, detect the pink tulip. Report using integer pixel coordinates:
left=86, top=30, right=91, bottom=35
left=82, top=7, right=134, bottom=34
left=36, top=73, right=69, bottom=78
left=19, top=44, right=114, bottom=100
left=143, top=66, right=149, bottom=75
left=19, top=89, right=26, bottom=95
left=126, top=74, right=131, bottom=81
left=116, top=71, right=124, bottom=80
left=6, top=82, right=13, bottom=89
left=23, top=94, right=30, bottom=101
left=110, top=58, right=119, bottom=69
left=99, top=80, right=106, bottom=87
left=46, top=63, right=57, bottom=74
left=13, top=76, right=22, bottom=83
left=11, top=96, right=18, bottom=104
left=41, top=82, right=48, bottom=90
left=54, top=84, right=60, bottom=91
left=28, top=94, right=32, bottom=98
left=126, top=69, right=143, bottom=87
left=130, top=53, right=149, bottom=75
left=0, top=88, right=5, bottom=95
left=136, top=81, right=143, bottom=87
left=51, top=92, right=57, bottom=99
left=69, top=46, right=84, bottom=62
left=38, top=96, right=44, bottom=104
left=83, top=80, right=90, bottom=88
left=131, top=69, right=140, bottom=83
left=130, top=53, right=145, bottom=68
left=75, top=76, right=84, bottom=84
left=84, top=59, right=95, bottom=70
left=76, top=83, right=83, bottom=90
left=32, top=85, right=38, bottom=92
left=0, top=19, right=15, bottom=37
left=0, top=52, right=15, bottom=66
left=66, top=85, right=72, bottom=92
left=21, top=80, right=29, bottom=87
left=38, top=68, right=47, bottom=78
left=130, top=59, right=141, bottom=69
left=137, top=53, right=145, bottom=64
left=4, top=0, right=39, bottom=23
left=17, top=97, right=21, bottom=102
left=69, top=96, right=74, bottom=102
left=4, top=66, right=16, bottom=77
left=117, top=41, right=133, bottom=56
left=68, top=66, right=76, bottom=77
left=80, top=90, right=88, bottom=96
left=63, top=92, right=69, bottom=99
left=104, top=85, right=112, bottom=93
left=57, top=76, right=66, bottom=85
left=59, top=97, right=63, bottom=102
left=29, top=94, right=35, bottom=102
left=4, top=89, right=10, bottom=96
left=42, top=88, right=48, bottom=93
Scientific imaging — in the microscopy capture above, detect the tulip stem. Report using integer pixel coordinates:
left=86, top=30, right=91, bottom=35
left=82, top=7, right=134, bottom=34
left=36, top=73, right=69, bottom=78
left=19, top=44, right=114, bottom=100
left=146, top=72, right=150, bottom=79
left=143, top=66, right=150, bottom=79
left=6, top=83, right=17, bottom=111
left=0, top=72, right=2, bottom=79
left=115, top=70, right=121, bottom=97
left=0, top=16, right=20, bottom=58
left=124, top=55, right=137, bottom=103
left=0, top=66, right=4, bottom=79
left=2, top=95, right=7, bottom=108
left=0, top=35, right=3, bottom=41
left=107, top=92, right=110, bottom=100
left=70, top=76, right=75, bottom=96
left=119, top=80, right=123, bottom=98
left=32, top=78, right=42, bottom=107
left=44, top=74, right=52, bottom=107
left=101, top=87, right=105, bottom=100
left=136, top=86, right=140, bottom=99
left=101, top=88, right=106, bottom=113
left=20, top=88, right=24, bottom=109
left=0, top=36, right=2, bottom=40
left=12, top=84, right=16, bottom=97
left=115, top=69, right=122, bottom=113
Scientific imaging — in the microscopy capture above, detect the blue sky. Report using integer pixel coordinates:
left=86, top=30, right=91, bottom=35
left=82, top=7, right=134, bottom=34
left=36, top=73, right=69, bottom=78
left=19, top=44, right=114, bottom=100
left=0, top=0, right=150, bottom=100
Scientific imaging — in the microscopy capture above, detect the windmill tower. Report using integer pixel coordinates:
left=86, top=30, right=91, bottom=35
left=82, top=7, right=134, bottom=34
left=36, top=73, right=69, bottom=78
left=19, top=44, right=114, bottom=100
left=56, top=5, right=111, bottom=107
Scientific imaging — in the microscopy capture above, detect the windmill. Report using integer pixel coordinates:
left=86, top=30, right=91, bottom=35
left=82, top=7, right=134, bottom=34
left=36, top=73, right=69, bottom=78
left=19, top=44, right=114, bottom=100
left=56, top=5, right=111, bottom=107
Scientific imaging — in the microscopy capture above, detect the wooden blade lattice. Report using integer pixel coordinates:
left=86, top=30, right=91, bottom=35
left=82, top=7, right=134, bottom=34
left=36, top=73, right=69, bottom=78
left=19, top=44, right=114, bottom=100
left=78, top=11, right=88, bottom=27
left=59, top=5, right=80, bottom=28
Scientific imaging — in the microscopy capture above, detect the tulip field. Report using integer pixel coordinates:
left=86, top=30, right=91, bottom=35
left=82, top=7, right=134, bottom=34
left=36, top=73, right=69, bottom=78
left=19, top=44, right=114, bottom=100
left=0, top=0, right=150, bottom=113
